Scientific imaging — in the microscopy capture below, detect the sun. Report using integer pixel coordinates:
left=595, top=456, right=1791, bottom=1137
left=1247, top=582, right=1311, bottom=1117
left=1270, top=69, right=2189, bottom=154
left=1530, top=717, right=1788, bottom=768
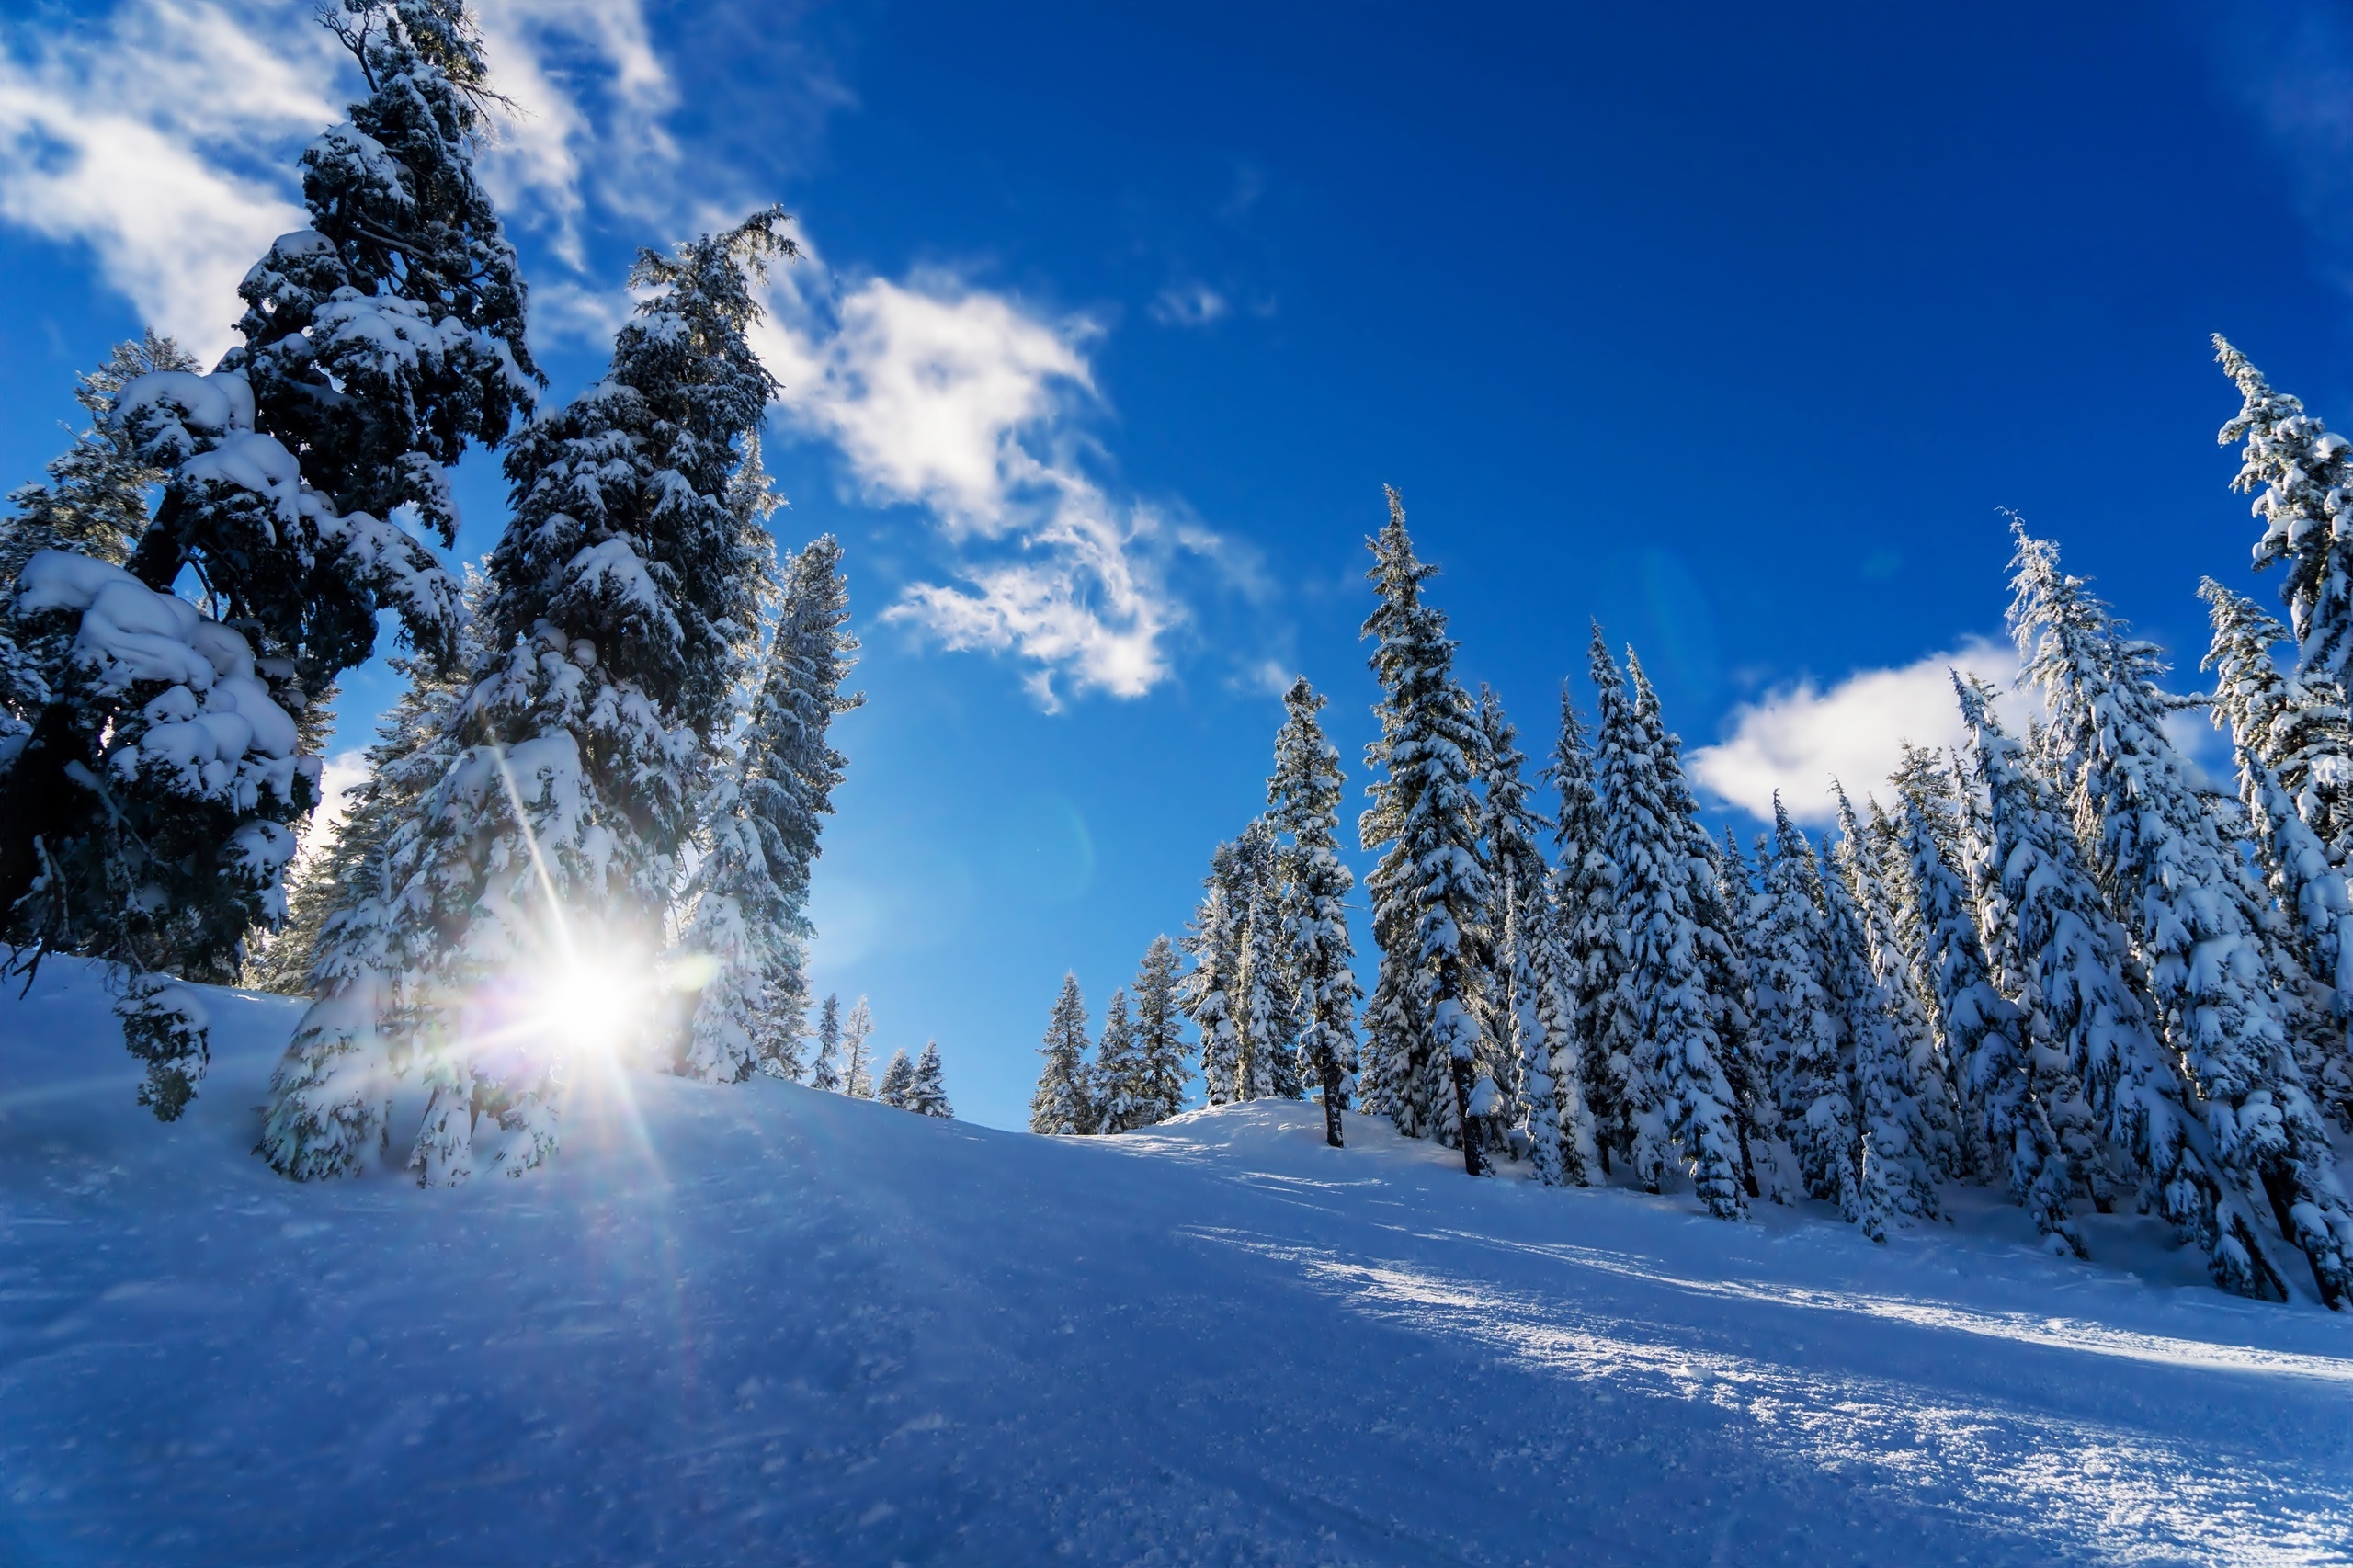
left=517, top=952, right=649, bottom=1062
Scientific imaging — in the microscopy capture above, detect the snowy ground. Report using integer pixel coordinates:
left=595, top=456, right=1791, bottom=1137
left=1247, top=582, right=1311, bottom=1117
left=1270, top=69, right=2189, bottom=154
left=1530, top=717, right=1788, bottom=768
left=2, top=961, right=2349, bottom=1566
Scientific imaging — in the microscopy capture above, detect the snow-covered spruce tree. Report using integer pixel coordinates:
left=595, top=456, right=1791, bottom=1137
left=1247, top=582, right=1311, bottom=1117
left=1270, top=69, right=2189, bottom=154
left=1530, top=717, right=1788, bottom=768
left=1476, top=687, right=1565, bottom=1182
left=1594, top=645, right=1746, bottom=1216
left=1814, top=835, right=1898, bottom=1241
left=1233, top=818, right=1299, bottom=1101
left=1705, top=824, right=1772, bottom=1200
left=1030, top=972, right=1094, bottom=1135
left=1092, top=988, right=1138, bottom=1133
left=1547, top=676, right=1622, bottom=1176
left=1956, top=676, right=2290, bottom=1294
left=2215, top=336, right=2353, bottom=692
left=1716, top=825, right=1784, bottom=1199
left=1358, top=489, right=1494, bottom=1176
left=2237, top=747, right=2353, bottom=1131
left=1179, top=840, right=1245, bottom=1106
left=1267, top=676, right=1361, bottom=1146
left=876, top=1049, right=915, bottom=1109
left=1828, top=786, right=1941, bottom=1228
left=809, top=993, right=844, bottom=1093
left=256, top=632, right=477, bottom=1176
left=2200, top=577, right=2353, bottom=862
left=1863, top=790, right=1946, bottom=1112
left=1855, top=787, right=1961, bottom=1179
left=1127, top=934, right=1189, bottom=1128
left=1499, top=881, right=1563, bottom=1186
left=843, top=994, right=876, bottom=1097
left=2200, top=581, right=2353, bottom=1130
left=1751, top=799, right=1844, bottom=1210
left=906, top=1040, right=952, bottom=1119
left=1620, top=657, right=1766, bottom=1198
left=366, top=210, right=791, bottom=1185
left=2010, top=528, right=2352, bottom=1303
left=1948, top=683, right=2099, bottom=1253
left=679, top=530, right=860, bottom=1084
left=1885, top=745, right=1998, bottom=1182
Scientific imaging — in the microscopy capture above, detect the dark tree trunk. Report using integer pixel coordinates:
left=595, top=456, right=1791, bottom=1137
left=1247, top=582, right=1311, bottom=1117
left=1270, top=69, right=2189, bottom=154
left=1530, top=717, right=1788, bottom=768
left=1319, top=1053, right=1346, bottom=1149
left=1449, top=1054, right=1485, bottom=1176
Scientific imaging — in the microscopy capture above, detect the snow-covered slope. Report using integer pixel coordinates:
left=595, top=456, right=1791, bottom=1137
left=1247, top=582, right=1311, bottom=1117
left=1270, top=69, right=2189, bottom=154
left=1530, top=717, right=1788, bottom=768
left=3, top=961, right=2348, bottom=1566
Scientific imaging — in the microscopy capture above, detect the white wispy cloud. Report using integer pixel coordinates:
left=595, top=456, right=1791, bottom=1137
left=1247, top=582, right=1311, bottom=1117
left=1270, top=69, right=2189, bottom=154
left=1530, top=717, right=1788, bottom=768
left=0, top=0, right=338, bottom=358
left=0, top=0, right=683, bottom=357
left=1688, top=637, right=2025, bottom=824
left=758, top=270, right=1211, bottom=708
left=471, top=0, right=680, bottom=270
left=1149, top=281, right=1229, bottom=328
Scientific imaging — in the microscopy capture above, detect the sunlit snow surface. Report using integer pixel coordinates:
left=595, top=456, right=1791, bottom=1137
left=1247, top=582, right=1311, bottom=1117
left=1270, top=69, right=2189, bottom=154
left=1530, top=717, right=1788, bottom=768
left=2, top=960, right=2348, bottom=1565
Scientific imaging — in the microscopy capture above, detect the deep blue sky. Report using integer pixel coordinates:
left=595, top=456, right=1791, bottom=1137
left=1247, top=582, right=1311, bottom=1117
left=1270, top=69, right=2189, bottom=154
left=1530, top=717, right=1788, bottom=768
left=3, top=1, right=2349, bottom=1128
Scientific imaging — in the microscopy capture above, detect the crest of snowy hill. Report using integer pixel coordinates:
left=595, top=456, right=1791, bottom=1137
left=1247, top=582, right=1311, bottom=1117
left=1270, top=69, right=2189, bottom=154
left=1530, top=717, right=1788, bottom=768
left=2, top=960, right=2348, bottom=1565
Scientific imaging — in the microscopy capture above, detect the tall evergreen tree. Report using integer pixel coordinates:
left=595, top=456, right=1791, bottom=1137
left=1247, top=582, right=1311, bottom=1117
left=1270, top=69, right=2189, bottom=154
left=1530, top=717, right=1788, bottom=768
left=680, top=531, right=859, bottom=1084
left=2214, top=336, right=2353, bottom=693
left=1885, top=746, right=1996, bottom=1182
left=1091, top=988, right=1139, bottom=1132
left=906, top=1040, right=952, bottom=1119
left=1358, top=489, right=1494, bottom=1176
left=1179, top=842, right=1245, bottom=1106
left=842, top=994, right=875, bottom=1098
left=1477, top=687, right=1568, bottom=1180
left=1547, top=675, right=1623, bottom=1176
left=1751, top=799, right=1845, bottom=1212
left=1815, top=834, right=1897, bottom=1241
left=2200, top=577, right=2353, bottom=861
left=809, top=993, right=844, bottom=1093
left=258, top=632, right=474, bottom=1176
left=1947, top=684, right=2099, bottom=1253
left=1267, top=676, right=1361, bottom=1146
left=1594, top=644, right=1746, bottom=1217
left=2010, top=528, right=2353, bottom=1303
left=1957, top=676, right=2291, bottom=1298
left=315, top=210, right=790, bottom=1185
left=1233, top=819, right=1298, bottom=1101
left=1831, top=787, right=1942, bottom=1226
left=1127, top=935, right=1189, bottom=1128
left=2200, top=581, right=2353, bottom=1131
left=1030, top=972, right=1093, bottom=1135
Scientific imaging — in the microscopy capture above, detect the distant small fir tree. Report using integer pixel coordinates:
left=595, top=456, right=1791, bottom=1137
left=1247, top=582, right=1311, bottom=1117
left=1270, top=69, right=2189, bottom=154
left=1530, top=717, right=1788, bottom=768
left=1029, top=972, right=1093, bottom=1135
left=875, top=1049, right=915, bottom=1109
left=1091, top=988, right=1139, bottom=1133
left=906, top=1040, right=953, bottom=1119
left=810, top=994, right=844, bottom=1093
left=1126, top=935, right=1189, bottom=1128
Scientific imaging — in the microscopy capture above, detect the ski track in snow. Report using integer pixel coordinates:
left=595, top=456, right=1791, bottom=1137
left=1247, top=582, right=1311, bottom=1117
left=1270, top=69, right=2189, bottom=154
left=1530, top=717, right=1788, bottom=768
left=1, top=960, right=2349, bottom=1567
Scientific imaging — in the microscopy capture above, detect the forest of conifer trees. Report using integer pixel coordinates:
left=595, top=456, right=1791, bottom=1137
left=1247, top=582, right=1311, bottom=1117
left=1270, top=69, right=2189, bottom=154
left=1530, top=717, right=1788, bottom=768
left=1038, top=353, right=2353, bottom=1311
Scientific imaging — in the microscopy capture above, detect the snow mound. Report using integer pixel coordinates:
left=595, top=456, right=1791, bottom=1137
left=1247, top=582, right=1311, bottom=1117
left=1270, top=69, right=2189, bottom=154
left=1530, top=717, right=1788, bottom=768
left=2, top=960, right=2348, bottom=1565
